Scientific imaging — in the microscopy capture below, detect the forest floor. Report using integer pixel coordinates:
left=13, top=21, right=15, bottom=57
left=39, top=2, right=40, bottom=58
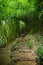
left=0, top=34, right=43, bottom=65
left=9, top=34, right=37, bottom=65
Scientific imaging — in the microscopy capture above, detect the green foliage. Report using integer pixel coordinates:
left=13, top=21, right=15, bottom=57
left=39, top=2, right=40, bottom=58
left=38, top=1, right=43, bottom=20
left=0, top=0, right=43, bottom=47
left=0, top=24, right=7, bottom=47
left=11, top=41, right=18, bottom=51
left=0, top=0, right=37, bottom=19
left=0, top=20, right=19, bottom=47
left=19, top=21, right=25, bottom=30
left=7, top=20, right=16, bottom=41
left=27, top=40, right=33, bottom=49
left=0, top=0, right=8, bottom=19
left=36, top=44, right=43, bottom=58
left=35, top=35, right=43, bottom=42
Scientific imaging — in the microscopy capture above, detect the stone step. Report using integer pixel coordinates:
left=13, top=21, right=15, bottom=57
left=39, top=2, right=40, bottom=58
left=8, top=60, right=36, bottom=65
left=16, top=45, right=27, bottom=48
left=11, top=51, right=36, bottom=60
left=11, top=55, right=36, bottom=61
left=17, top=48, right=32, bottom=52
left=14, top=42, right=28, bottom=46
left=11, top=49, right=32, bottom=53
left=11, top=46, right=28, bottom=51
left=15, top=45, right=27, bottom=48
left=16, top=46, right=27, bottom=49
left=15, top=61, right=36, bottom=65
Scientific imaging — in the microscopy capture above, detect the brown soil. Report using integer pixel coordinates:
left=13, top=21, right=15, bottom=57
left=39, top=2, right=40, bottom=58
left=0, top=34, right=38, bottom=65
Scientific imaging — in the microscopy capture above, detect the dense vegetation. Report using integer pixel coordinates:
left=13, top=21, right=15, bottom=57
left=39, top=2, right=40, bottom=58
left=0, top=0, right=43, bottom=47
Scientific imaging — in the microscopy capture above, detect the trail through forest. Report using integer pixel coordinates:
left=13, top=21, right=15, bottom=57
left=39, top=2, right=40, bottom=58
left=0, top=34, right=38, bottom=65
left=9, top=34, right=37, bottom=65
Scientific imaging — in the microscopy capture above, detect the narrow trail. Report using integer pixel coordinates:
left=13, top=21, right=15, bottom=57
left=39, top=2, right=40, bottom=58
left=0, top=34, right=37, bottom=65
left=9, top=35, right=37, bottom=65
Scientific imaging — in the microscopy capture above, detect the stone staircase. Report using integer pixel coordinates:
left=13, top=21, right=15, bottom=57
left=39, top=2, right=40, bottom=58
left=8, top=38, right=37, bottom=65
left=0, top=35, right=38, bottom=65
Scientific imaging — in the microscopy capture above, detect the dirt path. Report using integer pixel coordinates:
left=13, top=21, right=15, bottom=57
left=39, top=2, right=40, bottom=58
left=0, top=34, right=37, bottom=65
left=9, top=35, right=37, bottom=65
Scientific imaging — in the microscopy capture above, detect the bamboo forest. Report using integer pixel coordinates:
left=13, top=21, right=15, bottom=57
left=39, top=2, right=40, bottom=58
left=0, top=0, right=43, bottom=65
